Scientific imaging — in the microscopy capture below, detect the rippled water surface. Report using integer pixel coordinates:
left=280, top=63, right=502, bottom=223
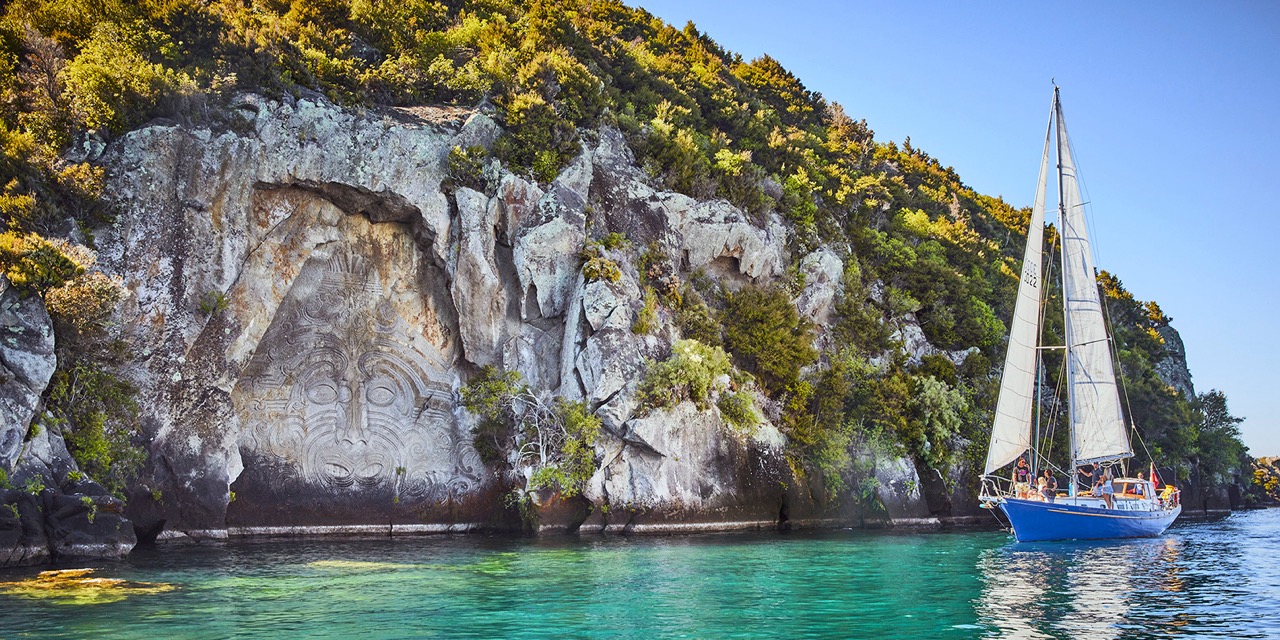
left=2, top=509, right=1278, bottom=638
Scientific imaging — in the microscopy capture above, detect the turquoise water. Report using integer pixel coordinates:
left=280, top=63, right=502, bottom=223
left=2, top=509, right=1278, bottom=639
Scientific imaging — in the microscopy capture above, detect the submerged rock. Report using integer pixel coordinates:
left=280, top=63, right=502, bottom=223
left=0, top=568, right=175, bottom=605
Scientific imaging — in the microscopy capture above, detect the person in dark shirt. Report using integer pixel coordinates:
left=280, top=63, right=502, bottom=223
left=1013, top=457, right=1031, bottom=497
left=1040, top=469, right=1058, bottom=502
left=1078, top=464, right=1094, bottom=494
left=1014, top=457, right=1031, bottom=483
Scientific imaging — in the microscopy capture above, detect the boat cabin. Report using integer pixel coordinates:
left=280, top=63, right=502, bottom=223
left=1113, top=478, right=1154, bottom=498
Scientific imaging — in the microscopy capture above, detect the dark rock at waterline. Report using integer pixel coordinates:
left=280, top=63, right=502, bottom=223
left=41, top=491, right=136, bottom=560
left=0, top=490, right=50, bottom=566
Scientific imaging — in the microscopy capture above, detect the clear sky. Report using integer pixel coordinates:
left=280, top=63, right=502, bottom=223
left=635, top=1, right=1280, bottom=456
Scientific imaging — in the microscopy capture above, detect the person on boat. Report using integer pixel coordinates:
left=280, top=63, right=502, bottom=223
left=1040, top=469, right=1057, bottom=502
left=1013, top=457, right=1031, bottom=497
left=1078, top=464, right=1095, bottom=494
left=1134, top=471, right=1147, bottom=497
left=1099, top=467, right=1115, bottom=509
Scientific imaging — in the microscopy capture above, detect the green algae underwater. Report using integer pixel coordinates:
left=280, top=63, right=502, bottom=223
left=1, top=509, right=1278, bottom=639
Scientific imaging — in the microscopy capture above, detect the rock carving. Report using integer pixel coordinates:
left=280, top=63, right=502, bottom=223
left=234, top=245, right=481, bottom=499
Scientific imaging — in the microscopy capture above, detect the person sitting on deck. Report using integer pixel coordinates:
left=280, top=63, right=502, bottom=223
left=1098, top=467, right=1115, bottom=509
left=1090, top=463, right=1106, bottom=496
left=1133, top=471, right=1147, bottom=497
left=1040, top=469, right=1057, bottom=503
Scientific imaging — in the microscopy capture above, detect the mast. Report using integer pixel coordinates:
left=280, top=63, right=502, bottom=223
left=1055, top=87, right=1077, bottom=483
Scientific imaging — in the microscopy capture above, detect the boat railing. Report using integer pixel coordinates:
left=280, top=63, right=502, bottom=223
left=979, top=475, right=1014, bottom=504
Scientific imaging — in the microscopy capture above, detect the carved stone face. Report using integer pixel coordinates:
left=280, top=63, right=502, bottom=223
left=234, top=236, right=478, bottom=500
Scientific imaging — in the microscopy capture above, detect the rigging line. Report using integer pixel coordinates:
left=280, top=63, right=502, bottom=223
left=1039, top=227, right=1066, bottom=470
left=1046, top=342, right=1068, bottom=468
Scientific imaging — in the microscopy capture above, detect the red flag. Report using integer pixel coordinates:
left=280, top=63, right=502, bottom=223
left=1150, top=462, right=1160, bottom=489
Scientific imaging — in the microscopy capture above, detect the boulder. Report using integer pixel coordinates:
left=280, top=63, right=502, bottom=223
left=795, top=248, right=845, bottom=327
left=42, top=491, right=136, bottom=559
left=587, top=402, right=792, bottom=528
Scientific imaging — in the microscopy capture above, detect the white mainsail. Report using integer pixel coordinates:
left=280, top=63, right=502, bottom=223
left=1054, top=93, right=1133, bottom=464
left=984, top=117, right=1052, bottom=475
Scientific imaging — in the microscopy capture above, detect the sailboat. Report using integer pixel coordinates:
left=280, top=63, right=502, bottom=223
left=978, top=87, right=1181, bottom=542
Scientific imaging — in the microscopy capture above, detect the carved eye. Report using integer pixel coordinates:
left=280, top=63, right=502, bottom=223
left=307, top=382, right=338, bottom=404
left=366, top=384, right=396, bottom=407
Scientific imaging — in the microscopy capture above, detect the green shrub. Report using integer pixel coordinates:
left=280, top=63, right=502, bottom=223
left=717, top=391, right=760, bottom=432
left=637, top=339, right=735, bottom=411
left=0, top=232, right=84, bottom=294
left=447, top=145, right=489, bottom=192
left=198, top=290, right=229, bottom=317
left=493, top=90, right=580, bottom=183
left=675, top=285, right=722, bottom=346
left=460, top=367, right=601, bottom=498
left=528, top=399, right=602, bottom=498
left=61, top=22, right=195, bottom=133
left=80, top=495, right=97, bottom=523
left=600, top=232, right=630, bottom=251
left=580, top=242, right=621, bottom=283
left=632, top=286, right=657, bottom=335
left=45, top=271, right=124, bottom=331
left=45, top=363, right=144, bottom=497
left=721, top=286, right=817, bottom=396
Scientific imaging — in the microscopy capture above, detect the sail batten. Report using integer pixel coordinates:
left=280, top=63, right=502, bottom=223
left=1054, top=92, right=1133, bottom=465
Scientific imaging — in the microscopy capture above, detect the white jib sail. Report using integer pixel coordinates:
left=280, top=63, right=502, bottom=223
left=1055, top=95, right=1132, bottom=464
left=984, top=115, right=1052, bottom=475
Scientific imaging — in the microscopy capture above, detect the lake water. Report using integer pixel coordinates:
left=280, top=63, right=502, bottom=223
left=2, top=509, right=1278, bottom=638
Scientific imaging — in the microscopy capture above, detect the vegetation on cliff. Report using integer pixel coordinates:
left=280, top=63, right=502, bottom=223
left=0, top=0, right=1254, bottom=510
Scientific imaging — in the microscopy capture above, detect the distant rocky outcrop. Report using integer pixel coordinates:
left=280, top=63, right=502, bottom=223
left=1155, top=325, right=1195, bottom=398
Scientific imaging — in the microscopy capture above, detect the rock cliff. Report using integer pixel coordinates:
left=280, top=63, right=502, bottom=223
left=45, top=95, right=932, bottom=542
left=0, top=279, right=135, bottom=565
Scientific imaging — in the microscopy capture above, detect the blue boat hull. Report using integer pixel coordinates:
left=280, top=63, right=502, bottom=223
left=996, top=498, right=1181, bottom=542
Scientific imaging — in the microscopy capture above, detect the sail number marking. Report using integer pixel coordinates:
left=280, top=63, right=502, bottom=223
left=1023, top=267, right=1039, bottom=289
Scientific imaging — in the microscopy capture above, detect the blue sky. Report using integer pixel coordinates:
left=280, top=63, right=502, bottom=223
left=635, top=1, right=1280, bottom=455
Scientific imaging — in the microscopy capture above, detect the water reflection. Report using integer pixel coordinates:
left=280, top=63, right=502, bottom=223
left=976, top=524, right=1278, bottom=638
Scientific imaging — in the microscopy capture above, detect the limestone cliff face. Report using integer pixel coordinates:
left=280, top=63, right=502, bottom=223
left=79, top=95, right=933, bottom=539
